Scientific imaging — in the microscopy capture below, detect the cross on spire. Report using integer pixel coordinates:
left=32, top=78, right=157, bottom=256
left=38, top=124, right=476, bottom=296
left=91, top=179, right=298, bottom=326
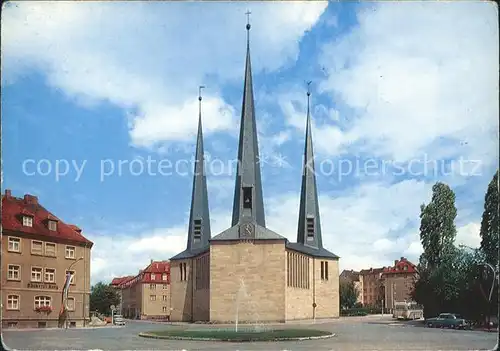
left=245, top=10, right=251, bottom=29
left=306, top=80, right=312, bottom=114
left=198, top=85, right=205, bottom=102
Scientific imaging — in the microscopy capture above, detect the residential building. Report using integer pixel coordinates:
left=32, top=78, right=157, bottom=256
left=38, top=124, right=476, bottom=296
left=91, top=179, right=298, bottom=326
left=359, top=268, right=385, bottom=307
left=110, top=275, right=134, bottom=315
left=114, top=260, right=170, bottom=320
left=340, top=270, right=363, bottom=305
left=168, top=20, right=339, bottom=323
left=383, top=257, right=419, bottom=311
left=2, top=190, right=93, bottom=328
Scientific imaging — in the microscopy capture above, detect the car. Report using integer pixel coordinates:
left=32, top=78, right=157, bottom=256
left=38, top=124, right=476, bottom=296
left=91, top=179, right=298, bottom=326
left=425, top=313, right=469, bottom=329
left=113, top=314, right=126, bottom=326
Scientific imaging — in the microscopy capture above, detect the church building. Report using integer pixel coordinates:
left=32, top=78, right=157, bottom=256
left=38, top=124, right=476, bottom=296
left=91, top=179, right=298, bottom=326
left=169, top=20, right=340, bottom=323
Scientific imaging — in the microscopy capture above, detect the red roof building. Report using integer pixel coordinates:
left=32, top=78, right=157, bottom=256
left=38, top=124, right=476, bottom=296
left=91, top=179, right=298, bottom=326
left=111, top=260, right=171, bottom=320
left=2, top=190, right=93, bottom=329
left=2, top=191, right=93, bottom=246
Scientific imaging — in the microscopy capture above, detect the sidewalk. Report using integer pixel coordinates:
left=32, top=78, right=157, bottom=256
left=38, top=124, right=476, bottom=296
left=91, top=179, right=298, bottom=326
left=4, top=325, right=124, bottom=332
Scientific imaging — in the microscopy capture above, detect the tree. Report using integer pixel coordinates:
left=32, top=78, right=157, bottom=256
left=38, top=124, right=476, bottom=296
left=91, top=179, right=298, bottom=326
left=89, top=282, right=120, bottom=316
left=419, top=182, right=457, bottom=270
left=480, top=170, right=499, bottom=267
left=340, top=280, right=359, bottom=309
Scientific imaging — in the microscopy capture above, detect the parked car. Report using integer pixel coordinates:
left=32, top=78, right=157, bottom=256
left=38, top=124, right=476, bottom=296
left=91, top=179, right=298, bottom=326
left=425, top=313, right=469, bottom=329
left=113, top=314, right=126, bottom=326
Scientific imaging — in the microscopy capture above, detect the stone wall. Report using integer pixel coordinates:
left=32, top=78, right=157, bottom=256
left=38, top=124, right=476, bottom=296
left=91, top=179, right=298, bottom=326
left=286, top=251, right=313, bottom=320
left=169, top=259, right=192, bottom=321
left=314, top=257, right=340, bottom=319
left=210, top=240, right=286, bottom=323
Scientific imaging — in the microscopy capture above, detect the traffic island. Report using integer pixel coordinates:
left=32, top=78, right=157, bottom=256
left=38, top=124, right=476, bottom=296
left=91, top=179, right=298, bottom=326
left=139, top=328, right=335, bottom=342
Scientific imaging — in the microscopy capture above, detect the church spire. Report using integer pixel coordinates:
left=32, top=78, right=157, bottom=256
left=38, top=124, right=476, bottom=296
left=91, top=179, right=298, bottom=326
left=297, top=82, right=323, bottom=249
left=186, top=86, right=211, bottom=251
left=231, top=11, right=266, bottom=227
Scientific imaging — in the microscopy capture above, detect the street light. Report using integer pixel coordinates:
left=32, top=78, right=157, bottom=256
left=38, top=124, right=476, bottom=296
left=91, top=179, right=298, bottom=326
left=65, top=256, right=84, bottom=329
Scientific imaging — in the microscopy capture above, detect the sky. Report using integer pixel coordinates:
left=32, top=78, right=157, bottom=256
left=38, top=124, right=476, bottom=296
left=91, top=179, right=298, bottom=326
left=2, top=1, right=498, bottom=285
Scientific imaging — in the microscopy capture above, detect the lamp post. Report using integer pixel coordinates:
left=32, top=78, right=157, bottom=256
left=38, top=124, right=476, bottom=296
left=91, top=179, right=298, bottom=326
left=65, top=257, right=84, bottom=329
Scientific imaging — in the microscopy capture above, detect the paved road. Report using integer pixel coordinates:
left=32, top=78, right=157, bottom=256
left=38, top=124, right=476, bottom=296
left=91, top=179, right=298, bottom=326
left=2, top=316, right=497, bottom=350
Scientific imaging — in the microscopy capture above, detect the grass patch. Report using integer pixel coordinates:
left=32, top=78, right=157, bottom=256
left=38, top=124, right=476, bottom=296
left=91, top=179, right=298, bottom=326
left=141, top=328, right=333, bottom=341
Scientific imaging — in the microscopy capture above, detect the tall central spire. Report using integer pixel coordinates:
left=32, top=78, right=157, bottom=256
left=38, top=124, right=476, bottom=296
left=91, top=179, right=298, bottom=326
left=231, top=12, right=266, bottom=227
left=186, top=86, right=211, bottom=251
left=297, top=83, right=323, bottom=249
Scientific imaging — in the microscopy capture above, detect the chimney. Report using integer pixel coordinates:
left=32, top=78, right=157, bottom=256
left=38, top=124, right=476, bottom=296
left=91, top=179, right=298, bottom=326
left=150, top=259, right=153, bottom=264
left=400, top=256, right=405, bottom=261
left=4, top=189, right=11, bottom=197
left=24, top=194, right=38, bottom=205
left=394, top=260, right=399, bottom=266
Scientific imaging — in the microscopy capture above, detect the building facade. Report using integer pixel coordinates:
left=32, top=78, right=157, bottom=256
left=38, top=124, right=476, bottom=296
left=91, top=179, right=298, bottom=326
left=168, top=22, right=340, bottom=323
left=383, top=257, right=419, bottom=311
left=345, top=257, right=419, bottom=309
left=2, top=191, right=93, bottom=329
left=113, top=260, right=171, bottom=320
left=359, top=268, right=385, bottom=307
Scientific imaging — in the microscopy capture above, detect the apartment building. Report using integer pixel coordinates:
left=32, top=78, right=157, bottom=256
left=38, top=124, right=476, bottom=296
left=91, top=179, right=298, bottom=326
left=359, top=267, right=385, bottom=307
left=2, top=190, right=93, bottom=328
left=114, top=260, right=170, bottom=320
left=346, top=257, right=419, bottom=309
left=383, top=257, right=419, bottom=310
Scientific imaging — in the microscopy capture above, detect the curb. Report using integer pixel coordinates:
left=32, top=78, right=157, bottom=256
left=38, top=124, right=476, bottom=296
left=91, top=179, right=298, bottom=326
left=138, top=332, right=335, bottom=342
left=4, top=325, right=123, bottom=332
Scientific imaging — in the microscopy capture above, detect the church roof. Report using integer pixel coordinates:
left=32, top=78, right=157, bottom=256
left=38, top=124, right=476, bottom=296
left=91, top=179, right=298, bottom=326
left=231, top=20, right=266, bottom=228
left=210, top=222, right=286, bottom=241
left=170, top=247, right=209, bottom=261
left=286, top=242, right=339, bottom=259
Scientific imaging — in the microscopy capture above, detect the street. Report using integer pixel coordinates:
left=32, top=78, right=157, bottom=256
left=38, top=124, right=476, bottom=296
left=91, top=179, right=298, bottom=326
left=2, top=316, right=497, bottom=350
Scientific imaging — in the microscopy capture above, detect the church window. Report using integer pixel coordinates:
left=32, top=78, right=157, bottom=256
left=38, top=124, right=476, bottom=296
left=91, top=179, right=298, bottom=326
left=243, top=187, right=252, bottom=209
left=180, top=262, right=187, bottom=281
left=321, top=261, right=329, bottom=281
left=193, top=219, right=202, bottom=241
left=306, top=217, right=315, bottom=241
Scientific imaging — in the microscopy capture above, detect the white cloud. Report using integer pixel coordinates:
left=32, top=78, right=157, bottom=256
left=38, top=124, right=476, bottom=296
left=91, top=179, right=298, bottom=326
left=87, top=176, right=484, bottom=283
left=318, top=2, right=498, bottom=164
left=2, top=1, right=328, bottom=150
left=455, top=221, right=481, bottom=249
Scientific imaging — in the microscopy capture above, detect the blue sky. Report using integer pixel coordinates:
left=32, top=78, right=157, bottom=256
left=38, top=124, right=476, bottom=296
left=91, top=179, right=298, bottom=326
left=2, top=1, right=498, bottom=284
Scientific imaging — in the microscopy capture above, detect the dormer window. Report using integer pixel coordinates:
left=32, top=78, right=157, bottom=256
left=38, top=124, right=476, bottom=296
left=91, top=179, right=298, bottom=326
left=23, top=216, right=33, bottom=227
left=48, top=220, right=57, bottom=231
left=306, top=217, right=315, bottom=241
left=193, top=219, right=202, bottom=241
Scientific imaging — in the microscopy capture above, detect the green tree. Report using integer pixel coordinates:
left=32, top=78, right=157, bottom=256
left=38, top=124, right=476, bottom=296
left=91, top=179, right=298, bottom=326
left=340, top=280, right=359, bottom=309
left=419, top=182, right=457, bottom=270
left=480, top=170, right=499, bottom=267
left=89, top=282, right=120, bottom=316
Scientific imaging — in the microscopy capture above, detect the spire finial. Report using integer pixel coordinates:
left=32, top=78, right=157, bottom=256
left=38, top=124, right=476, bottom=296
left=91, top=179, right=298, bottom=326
left=198, top=85, right=205, bottom=102
left=198, top=85, right=205, bottom=120
left=306, top=80, right=312, bottom=115
left=245, top=10, right=251, bottom=30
